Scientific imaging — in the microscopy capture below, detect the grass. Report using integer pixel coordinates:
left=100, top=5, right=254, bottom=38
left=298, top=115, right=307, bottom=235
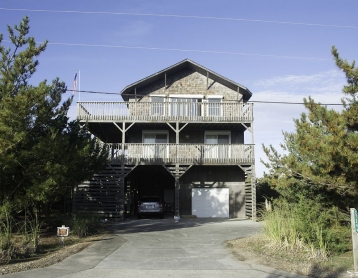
left=1, top=232, right=101, bottom=263
left=234, top=197, right=353, bottom=277
left=258, top=198, right=351, bottom=257
left=0, top=230, right=109, bottom=276
left=227, top=234, right=352, bottom=278
left=1, top=212, right=110, bottom=272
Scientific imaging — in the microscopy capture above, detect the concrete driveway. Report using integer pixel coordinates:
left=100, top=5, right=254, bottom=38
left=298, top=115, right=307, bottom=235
left=4, top=218, right=310, bottom=278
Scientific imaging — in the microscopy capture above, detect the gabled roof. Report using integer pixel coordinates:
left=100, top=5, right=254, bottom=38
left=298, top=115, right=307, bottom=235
left=120, top=59, right=252, bottom=101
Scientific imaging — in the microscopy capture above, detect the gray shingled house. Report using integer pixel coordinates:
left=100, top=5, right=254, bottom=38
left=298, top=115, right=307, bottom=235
left=74, top=59, right=255, bottom=220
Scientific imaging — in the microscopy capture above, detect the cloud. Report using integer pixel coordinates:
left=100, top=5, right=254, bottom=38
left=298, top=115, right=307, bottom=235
left=252, top=70, right=346, bottom=177
left=254, top=70, right=342, bottom=88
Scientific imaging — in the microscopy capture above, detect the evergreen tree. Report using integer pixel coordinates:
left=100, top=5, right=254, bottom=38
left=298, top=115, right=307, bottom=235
left=0, top=17, right=108, bottom=212
left=261, top=46, right=358, bottom=210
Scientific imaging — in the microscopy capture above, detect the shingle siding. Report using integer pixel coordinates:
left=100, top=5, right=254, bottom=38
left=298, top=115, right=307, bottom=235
left=130, top=69, right=242, bottom=101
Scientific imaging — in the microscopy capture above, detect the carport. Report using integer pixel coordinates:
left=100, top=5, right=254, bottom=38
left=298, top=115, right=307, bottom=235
left=125, top=165, right=175, bottom=215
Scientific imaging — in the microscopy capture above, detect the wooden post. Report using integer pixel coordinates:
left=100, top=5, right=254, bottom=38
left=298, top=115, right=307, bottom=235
left=251, top=165, right=256, bottom=221
left=134, top=87, right=137, bottom=117
left=175, top=175, right=180, bottom=218
left=175, top=122, right=180, bottom=218
left=176, top=122, right=179, bottom=144
left=122, top=122, right=125, bottom=156
left=121, top=122, right=126, bottom=220
left=111, top=144, right=114, bottom=160
left=350, top=208, right=358, bottom=274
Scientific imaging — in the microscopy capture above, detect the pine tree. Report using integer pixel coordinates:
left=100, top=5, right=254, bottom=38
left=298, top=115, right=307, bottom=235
left=261, top=46, right=358, bottom=210
left=0, top=17, right=108, bottom=212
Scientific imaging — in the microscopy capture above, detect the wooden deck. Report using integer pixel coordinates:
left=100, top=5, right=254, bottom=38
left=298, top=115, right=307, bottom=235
left=107, top=143, right=254, bottom=165
left=77, top=101, right=253, bottom=123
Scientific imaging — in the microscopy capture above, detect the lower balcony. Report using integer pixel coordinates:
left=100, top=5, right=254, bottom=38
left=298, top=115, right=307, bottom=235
left=106, top=143, right=254, bottom=165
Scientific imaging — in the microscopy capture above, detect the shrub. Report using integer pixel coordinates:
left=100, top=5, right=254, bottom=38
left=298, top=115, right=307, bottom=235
left=70, top=212, right=102, bottom=237
left=261, top=197, right=350, bottom=256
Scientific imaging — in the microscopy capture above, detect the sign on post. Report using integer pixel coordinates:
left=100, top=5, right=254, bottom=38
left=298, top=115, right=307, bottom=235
left=350, top=208, right=358, bottom=276
left=57, top=225, right=69, bottom=246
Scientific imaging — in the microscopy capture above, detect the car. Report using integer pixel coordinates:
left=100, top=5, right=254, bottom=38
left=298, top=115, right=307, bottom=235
left=137, top=196, right=164, bottom=219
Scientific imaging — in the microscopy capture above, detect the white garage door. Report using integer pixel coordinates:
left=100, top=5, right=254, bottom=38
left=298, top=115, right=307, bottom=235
left=192, top=188, right=229, bottom=218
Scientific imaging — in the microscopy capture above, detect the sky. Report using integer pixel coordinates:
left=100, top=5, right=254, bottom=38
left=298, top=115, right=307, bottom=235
left=0, top=0, right=356, bottom=177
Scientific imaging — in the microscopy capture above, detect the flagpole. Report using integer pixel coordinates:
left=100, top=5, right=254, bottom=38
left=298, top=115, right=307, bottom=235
left=78, top=70, right=81, bottom=102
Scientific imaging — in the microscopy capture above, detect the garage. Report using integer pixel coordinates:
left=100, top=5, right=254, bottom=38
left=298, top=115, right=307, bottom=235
left=191, top=188, right=229, bottom=218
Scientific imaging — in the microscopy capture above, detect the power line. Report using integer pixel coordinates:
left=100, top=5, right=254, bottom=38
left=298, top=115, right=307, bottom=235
left=0, top=7, right=357, bottom=29
left=1, top=40, right=331, bottom=61
left=251, top=100, right=343, bottom=106
left=70, top=89, right=119, bottom=95
left=69, top=89, right=344, bottom=105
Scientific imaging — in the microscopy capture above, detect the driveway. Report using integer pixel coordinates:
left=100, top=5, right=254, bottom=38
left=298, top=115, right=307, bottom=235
left=4, top=218, right=310, bottom=278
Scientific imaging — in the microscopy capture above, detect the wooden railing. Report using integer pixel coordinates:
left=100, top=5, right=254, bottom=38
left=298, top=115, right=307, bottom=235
left=106, top=143, right=254, bottom=165
left=77, top=101, right=253, bottom=122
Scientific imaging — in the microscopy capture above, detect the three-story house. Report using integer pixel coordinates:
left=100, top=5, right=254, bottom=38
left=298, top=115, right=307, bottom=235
left=74, top=59, right=255, bottom=220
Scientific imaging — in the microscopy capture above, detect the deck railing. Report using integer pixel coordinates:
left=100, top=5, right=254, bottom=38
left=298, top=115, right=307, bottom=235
left=106, top=143, right=254, bottom=165
left=77, top=101, right=253, bottom=122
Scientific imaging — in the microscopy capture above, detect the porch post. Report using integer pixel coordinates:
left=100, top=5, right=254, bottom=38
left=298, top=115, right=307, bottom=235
left=175, top=174, right=180, bottom=218
left=122, top=122, right=125, bottom=156
left=251, top=118, right=256, bottom=220
left=120, top=122, right=126, bottom=220
left=175, top=122, right=180, bottom=217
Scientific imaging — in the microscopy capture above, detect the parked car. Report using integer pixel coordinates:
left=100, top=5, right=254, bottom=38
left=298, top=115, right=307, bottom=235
left=137, top=196, right=164, bottom=219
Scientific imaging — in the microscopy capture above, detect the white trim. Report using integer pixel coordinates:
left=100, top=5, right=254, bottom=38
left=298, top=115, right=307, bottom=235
left=207, top=95, right=223, bottom=99
left=169, top=94, right=204, bottom=99
left=150, top=94, right=166, bottom=98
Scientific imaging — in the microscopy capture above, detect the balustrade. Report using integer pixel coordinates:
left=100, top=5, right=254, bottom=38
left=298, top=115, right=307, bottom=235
left=106, top=143, right=254, bottom=165
left=77, top=101, right=253, bottom=122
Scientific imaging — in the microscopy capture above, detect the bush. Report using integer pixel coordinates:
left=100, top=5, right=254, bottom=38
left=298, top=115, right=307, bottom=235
left=70, top=212, right=102, bottom=238
left=261, top=197, right=350, bottom=256
left=0, top=202, right=14, bottom=252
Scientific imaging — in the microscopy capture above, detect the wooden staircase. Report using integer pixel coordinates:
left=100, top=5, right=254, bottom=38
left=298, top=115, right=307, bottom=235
left=240, top=165, right=256, bottom=220
left=73, top=164, right=135, bottom=219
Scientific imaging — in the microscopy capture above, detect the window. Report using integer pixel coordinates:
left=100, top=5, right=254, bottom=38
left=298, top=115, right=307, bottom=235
left=142, top=131, right=169, bottom=159
left=143, top=133, right=168, bottom=144
left=169, top=95, right=203, bottom=117
left=207, top=98, right=222, bottom=116
left=204, top=131, right=230, bottom=159
left=170, top=98, right=201, bottom=117
left=151, top=96, right=165, bottom=116
left=205, top=134, right=230, bottom=144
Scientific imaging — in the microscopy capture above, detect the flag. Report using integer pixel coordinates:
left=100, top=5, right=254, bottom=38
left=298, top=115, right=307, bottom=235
left=72, top=73, right=78, bottom=95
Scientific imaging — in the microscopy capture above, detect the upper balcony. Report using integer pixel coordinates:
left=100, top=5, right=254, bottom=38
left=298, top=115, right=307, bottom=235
left=77, top=101, right=253, bottom=123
